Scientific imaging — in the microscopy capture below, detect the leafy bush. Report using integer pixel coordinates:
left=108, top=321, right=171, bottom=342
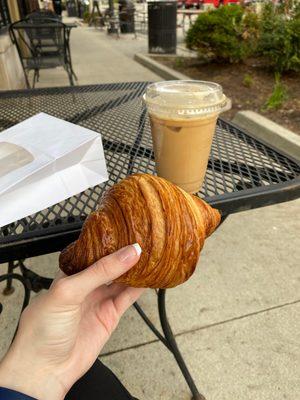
left=83, top=11, right=90, bottom=23
left=174, top=57, right=185, bottom=68
left=185, top=5, right=259, bottom=63
left=243, top=73, right=253, bottom=87
left=186, top=2, right=300, bottom=72
left=257, top=2, right=300, bottom=72
left=263, top=73, right=288, bottom=110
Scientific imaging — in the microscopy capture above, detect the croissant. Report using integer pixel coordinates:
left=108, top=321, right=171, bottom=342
left=59, top=174, right=221, bottom=288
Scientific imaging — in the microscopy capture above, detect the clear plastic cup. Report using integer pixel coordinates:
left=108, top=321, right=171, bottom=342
left=143, top=80, right=231, bottom=193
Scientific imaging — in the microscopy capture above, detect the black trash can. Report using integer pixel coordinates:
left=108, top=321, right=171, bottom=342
left=148, top=0, right=177, bottom=54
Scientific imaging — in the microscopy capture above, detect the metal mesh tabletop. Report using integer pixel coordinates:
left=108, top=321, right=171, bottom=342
left=0, top=82, right=299, bottom=262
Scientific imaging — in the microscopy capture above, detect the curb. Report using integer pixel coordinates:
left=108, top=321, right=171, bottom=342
left=232, top=111, right=300, bottom=161
left=134, top=53, right=190, bottom=81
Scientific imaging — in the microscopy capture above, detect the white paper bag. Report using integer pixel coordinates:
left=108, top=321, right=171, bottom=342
left=0, top=113, right=108, bottom=228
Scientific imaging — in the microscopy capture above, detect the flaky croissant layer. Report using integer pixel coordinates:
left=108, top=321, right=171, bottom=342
left=59, top=174, right=221, bottom=288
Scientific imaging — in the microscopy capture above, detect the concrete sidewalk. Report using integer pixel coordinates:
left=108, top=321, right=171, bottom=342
left=32, top=22, right=160, bottom=87
left=1, top=24, right=299, bottom=400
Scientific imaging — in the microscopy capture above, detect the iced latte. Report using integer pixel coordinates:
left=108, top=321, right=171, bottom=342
left=144, top=81, right=231, bottom=193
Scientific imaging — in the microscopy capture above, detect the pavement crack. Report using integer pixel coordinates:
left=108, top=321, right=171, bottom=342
left=176, top=298, right=300, bottom=337
left=100, top=298, right=300, bottom=358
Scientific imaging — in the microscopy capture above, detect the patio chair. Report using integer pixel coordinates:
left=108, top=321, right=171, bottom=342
left=119, top=9, right=136, bottom=35
left=27, top=9, right=62, bottom=21
left=89, top=0, right=105, bottom=28
left=9, top=18, right=76, bottom=88
left=118, top=0, right=136, bottom=36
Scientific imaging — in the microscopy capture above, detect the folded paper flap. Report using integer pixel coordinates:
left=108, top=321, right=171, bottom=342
left=0, top=113, right=108, bottom=228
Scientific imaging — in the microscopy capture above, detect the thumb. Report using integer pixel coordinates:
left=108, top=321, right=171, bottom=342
left=52, top=244, right=142, bottom=304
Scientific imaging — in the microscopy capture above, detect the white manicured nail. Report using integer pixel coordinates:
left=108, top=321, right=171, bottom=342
left=132, top=243, right=142, bottom=256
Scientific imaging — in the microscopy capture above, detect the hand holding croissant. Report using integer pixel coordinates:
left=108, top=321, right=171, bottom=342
left=59, top=174, right=221, bottom=288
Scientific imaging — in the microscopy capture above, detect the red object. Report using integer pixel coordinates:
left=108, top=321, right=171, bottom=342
left=223, top=0, right=239, bottom=4
left=202, top=0, right=219, bottom=6
left=183, top=0, right=203, bottom=9
left=179, top=0, right=238, bottom=8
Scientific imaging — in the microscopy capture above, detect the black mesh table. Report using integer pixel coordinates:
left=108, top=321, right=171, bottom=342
left=0, top=82, right=299, bottom=400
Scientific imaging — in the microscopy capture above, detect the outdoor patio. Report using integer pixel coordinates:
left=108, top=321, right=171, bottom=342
left=25, top=17, right=159, bottom=87
left=0, top=20, right=299, bottom=400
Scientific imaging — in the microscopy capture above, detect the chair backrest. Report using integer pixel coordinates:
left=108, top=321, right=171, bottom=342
left=27, top=9, right=62, bottom=22
left=9, top=18, right=67, bottom=67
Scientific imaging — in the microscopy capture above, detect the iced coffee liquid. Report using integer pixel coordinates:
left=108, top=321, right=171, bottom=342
left=150, top=114, right=217, bottom=193
left=144, top=80, right=231, bottom=193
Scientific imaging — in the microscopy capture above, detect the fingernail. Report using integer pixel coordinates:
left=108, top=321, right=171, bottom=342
left=132, top=243, right=142, bottom=256
left=117, top=243, right=142, bottom=263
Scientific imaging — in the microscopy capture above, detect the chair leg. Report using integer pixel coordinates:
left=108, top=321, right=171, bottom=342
left=67, top=47, right=78, bottom=81
left=32, top=69, right=38, bottom=88
left=24, top=70, right=31, bottom=89
left=71, top=67, right=78, bottom=81
left=67, top=67, right=75, bottom=86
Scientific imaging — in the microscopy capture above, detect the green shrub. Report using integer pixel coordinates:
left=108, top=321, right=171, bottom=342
left=263, top=73, right=288, bottom=111
left=257, top=2, right=300, bottom=73
left=185, top=5, right=259, bottom=63
left=174, top=57, right=184, bottom=68
left=185, top=2, right=300, bottom=72
left=243, top=73, right=253, bottom=87
left=83, top=11, right=90, bottom=23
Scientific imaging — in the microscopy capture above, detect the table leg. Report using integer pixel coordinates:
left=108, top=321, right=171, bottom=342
left=0, top=273, right=31, bottom=310
left=158, top=289, right=206, bottom=400
left=2, top=261, right=16, bottom=295
left=19, top=261, right=53, bottom=293
left=0, top=273, right=31, bottom=341
left=2, top=259, right=53, bottom=295
left=134, top=290, right=206, bottom=400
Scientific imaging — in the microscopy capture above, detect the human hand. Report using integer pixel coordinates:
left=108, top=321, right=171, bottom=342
left=0, top=244, right=143, bottom=400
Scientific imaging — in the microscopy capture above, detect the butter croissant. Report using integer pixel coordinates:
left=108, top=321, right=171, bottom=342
left=59, top=174, right=221, bottom=288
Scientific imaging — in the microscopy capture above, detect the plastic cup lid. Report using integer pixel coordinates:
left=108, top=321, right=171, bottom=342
left=143, top=80, right=231, bottom=119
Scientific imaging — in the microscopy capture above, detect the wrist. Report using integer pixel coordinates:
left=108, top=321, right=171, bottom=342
left=0, top=348, right=66, bottom=400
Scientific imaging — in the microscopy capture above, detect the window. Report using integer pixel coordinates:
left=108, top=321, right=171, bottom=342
left=0, top=0, right=11, bottom=31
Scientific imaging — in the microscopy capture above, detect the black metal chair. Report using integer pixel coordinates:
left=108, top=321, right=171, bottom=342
left=119, top=9, right=136, bottom=35
left=118, top=0, right=136, bottom=36
left=9, top=17, right=77, bottom=88
left=27, top=9, right=62, bottom=21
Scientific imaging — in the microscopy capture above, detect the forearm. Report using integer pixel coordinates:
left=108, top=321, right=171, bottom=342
left=0, top=348, right=65, bottom=400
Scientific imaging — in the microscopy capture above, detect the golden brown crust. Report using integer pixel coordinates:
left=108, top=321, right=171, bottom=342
left=59, top=174, right=221, bottom=288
